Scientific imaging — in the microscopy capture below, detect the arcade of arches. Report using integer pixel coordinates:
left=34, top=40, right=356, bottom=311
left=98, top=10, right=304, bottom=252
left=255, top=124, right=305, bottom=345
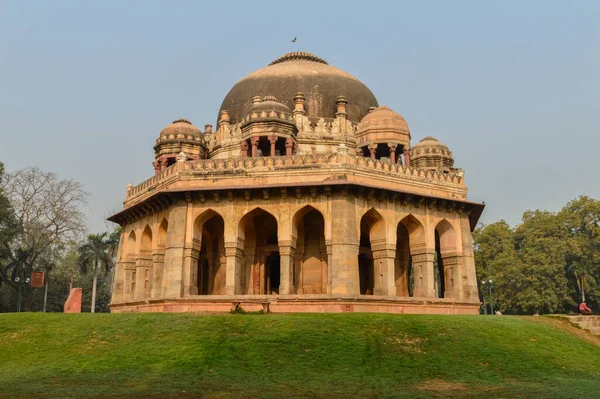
left=111, top=190, right=481, bottom=314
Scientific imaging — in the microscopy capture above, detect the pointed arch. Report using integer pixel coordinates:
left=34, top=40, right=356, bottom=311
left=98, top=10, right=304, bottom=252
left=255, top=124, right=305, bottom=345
left=238, top=207, right=280, bottom=295
left=435, top=219, right=457, bottom=255
left=396, top=215, right=426, bottom=298
left=192, top=209, right=226, bottom=295
left=141, top=225, right=153, bottom=254
left=292, top=205, right=327, bottom=294
left=157, top=219, right=168, bottom=249
left=358, top=208, right=386, bottom=295
left=126, top=230, right=137, bottom=258
left=434, top=219, right=458, bottom=299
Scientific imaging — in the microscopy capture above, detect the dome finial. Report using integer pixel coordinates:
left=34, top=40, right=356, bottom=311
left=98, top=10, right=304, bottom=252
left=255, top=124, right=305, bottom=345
left=269, top=52, right=328, bottom=66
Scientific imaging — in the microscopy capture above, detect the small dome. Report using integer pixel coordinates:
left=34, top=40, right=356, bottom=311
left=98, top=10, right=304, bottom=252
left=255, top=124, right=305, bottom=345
left=159, top=119, right=202, bottom=137
left=358, top=106, right=410, bottom=133
left=241, top=96, right=294, bottom=127
left=410, top=136, right=454, bottom=171
left=248, top=96, right=292, bottom=114
left=356, top=106, right=410, bottom=147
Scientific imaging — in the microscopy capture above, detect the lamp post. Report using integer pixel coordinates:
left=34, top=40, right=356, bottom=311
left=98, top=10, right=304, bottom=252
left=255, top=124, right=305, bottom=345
left=14, top=275, right=30, bottom=312
left=481, top=279, right=494, bottom=315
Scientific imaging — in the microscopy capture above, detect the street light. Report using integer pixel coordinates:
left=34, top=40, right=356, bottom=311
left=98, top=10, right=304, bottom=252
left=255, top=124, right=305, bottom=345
left=14, top=275, right=30, bottom=312
left=481, top=279, right=494, bottom=315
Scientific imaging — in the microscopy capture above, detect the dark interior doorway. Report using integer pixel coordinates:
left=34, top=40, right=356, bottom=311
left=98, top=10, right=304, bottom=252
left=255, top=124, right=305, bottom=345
left=266, top=253, right=281, bottom=294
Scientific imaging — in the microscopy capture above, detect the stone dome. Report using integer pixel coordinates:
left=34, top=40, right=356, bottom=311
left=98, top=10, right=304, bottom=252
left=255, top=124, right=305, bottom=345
left=159, top=119, right=202, bottom=139
left=240, top=96, right=295, bottom=128
left=410, top=136, right=454, bottom=171
left=219, top=52, right=379, bottom=125
left=359, top=106, right=409, bottom=132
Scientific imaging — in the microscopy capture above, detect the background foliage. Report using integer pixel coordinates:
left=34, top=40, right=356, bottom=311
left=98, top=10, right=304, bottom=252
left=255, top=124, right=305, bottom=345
left=474, top=196, right=600, bottom=314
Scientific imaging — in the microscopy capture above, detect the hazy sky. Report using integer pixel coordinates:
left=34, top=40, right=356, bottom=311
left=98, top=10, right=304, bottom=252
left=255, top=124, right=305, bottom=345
left=1, top=0, right=599, bottom=233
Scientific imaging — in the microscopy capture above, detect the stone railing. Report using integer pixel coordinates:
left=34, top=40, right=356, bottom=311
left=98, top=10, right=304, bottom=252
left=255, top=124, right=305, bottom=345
left=125, top=152, right=464, bottom=200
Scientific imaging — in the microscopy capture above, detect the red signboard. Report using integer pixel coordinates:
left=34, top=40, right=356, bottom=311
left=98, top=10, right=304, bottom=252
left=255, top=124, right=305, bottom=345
left=30, top=272, right=44, bottom=288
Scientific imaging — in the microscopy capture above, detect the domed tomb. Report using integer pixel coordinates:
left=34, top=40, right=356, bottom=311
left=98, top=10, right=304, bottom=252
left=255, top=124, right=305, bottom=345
left=218, top=52, right=379, bottom=125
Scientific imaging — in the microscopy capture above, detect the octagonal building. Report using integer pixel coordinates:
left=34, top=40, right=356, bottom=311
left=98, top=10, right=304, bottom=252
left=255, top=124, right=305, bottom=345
left=108, top=52, right=485, bottom=314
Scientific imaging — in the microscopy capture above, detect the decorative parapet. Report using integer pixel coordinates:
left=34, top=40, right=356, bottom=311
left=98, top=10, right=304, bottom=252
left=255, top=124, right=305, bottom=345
left=124, top=153, right=467, bottom=205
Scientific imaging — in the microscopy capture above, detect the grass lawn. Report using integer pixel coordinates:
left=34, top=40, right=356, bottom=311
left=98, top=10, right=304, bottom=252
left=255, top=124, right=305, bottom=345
left=1, top=312, right=599, bottom=398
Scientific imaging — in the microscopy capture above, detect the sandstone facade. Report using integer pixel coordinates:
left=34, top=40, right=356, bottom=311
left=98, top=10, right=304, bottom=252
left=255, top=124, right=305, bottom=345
left=108, top=52, right=484, bottom=314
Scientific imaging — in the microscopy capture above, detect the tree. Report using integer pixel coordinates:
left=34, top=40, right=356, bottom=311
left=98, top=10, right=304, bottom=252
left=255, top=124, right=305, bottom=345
left=0, top=166, right=87, bottom=312
left=77, top=233, right=114, bottom=313
left=0, top=162, right=19, bottom=270
left=0, top=166, right=87, bottom=306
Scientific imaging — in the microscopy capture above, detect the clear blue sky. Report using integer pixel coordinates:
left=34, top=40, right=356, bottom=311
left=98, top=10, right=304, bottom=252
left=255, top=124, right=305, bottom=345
left=1, top=0, right=599, bottom=233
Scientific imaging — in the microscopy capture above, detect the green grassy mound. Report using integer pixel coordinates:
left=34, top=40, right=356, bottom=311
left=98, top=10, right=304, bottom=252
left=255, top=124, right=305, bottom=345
left=1, top=313, right=599, bottom=398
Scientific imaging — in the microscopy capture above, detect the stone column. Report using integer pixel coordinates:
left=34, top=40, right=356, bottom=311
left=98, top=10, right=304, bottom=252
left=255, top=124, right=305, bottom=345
left=440, top=253, right=461, bottom=299
left=241, top=141, right=249, bottom=158
left=388, top=143, right=397, bottom=164
left=224, top=241, right=243, bottom=295
left=356, top=147, right=364, bottom=157
left=269, top=135, right=277, bottom=156
left=285, top=138, right=293, bottom=156
left=162, top=200, right=188, bottom=298
left=151, top=250, right=165, bottom=299
left=279, top=244, right=295, bottom=295
left=372, top=247, right=396, bottom=296
left=403, top=148, right=411, bottom=167
left=152, top=160, right=161, bottom=175
left=111, top=232, right=127, bottom=304
left=251, top=137, right=259, bottom=158
left=330, top=188, right=360, bottom=295
left=411, top=251, right=436, bottom=298
left=459, top=215, right=480, bottom=302
left=134, top=254, right=152, bottom=300
left=368, top=143, right=377, bottom=160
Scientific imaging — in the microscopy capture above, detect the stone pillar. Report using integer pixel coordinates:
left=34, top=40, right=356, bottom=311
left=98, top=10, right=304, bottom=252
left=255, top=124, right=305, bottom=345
left=388, top=143, right=397, bottom=164
left=372, top=247, right=396, bottom=296
left=440, top=253, right=461, bottom=299
left=123, top=259, right=136, bottom=301
left=459, top=215, right=480, bottom=302
left=162, top=200, right=188, bottom=298
left=368, top=143, right=377, bottom=160
left=356, top=147, right=364, bottom=157
left=279, top=244, right=295, bottom=295
left=269, top=135, right=277, bottom=156
left=224, top=241, right=243, bottom=295
left=152, top=159, right=161, bottom=175
left=330, top=188, right=360, bottom=295
left=241, top=141, right=249, bottom=158
left=110, top=231, right=127, bottom=304
left=285, top=138, right=293, bottom=156
left=403, top=148, right=411, bottom=167
left=251, top=137, right=259, bottom=158
left=134, top=254, right=152, bottom=300
left=151, top=250, right=165, bottom=299
left=411, top=251, right=436, bottom=298
left=182, top=248, right=199, bottom=295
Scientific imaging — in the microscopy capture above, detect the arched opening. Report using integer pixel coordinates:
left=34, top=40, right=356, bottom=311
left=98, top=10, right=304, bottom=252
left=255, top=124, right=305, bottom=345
left=396, top=222, right=412, bottom=297
left=434, top=230, right=444, bottom=298
left=137, top=226, right=153, bottom=298
left=398, top=215, right=426, bottom=298
left=239, top=208, right=279, bottom=295
left=293, top=207, right=327, bottom=294
left=195, top=212, right=226, bottom=295
left=435, top=219, right=457, bottom=298
left=126, top=230, right=137, bottom=296
left=152, top=219, right=168, bottom=298
left=358, top=209, right=385, bottom=295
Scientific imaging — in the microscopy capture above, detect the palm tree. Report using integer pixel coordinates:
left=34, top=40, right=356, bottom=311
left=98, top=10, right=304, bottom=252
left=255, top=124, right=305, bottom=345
left=77, top=233, right=114, bottom=313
